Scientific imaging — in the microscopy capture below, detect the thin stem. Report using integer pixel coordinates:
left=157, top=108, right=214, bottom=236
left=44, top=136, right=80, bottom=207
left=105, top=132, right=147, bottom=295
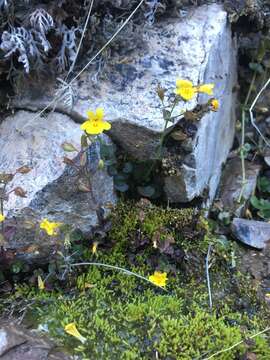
left=244, top=71, right=256, bottom=107
left=202, top=326, right=270, bottom=360
left=67, top=262, right=168, bottom=292
left=22, top=0, right=146, bottom=127
left=157, top=99, right=179, bottom=159
left=65, top=0, right=95, bottom=82
left=0, top=183, right=7, bottom=233
left=249, top=76, right=270, bottom=147
left=69, top=0, right=146, bottom=86
left=238, top=108, right=247, bottom=203
left=205, top=244, right=212, bottom=310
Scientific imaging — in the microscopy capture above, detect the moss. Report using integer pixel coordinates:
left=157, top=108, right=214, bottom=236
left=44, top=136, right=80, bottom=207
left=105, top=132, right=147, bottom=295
left=2, top=200, right=270, bottom=359
left=109, top=199, right=202, bottom=252
left=9, top=268, right=270, bottom=360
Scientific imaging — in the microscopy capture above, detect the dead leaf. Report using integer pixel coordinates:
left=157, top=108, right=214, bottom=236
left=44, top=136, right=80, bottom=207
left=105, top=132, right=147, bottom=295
left=16, top=166, right=32, bottom=174
left=13, top=187, right=27, bottom=198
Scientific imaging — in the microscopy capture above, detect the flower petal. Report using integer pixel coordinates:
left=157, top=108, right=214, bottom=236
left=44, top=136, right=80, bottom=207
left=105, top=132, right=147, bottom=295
left=81, top=121, right=90, bottom=131
left=198, top=83, right=214, bottom=95
left=102, top=121, right=111, bottom=131
left=178, top=87, right=196, bottom=101
left=176, top=79, right=193, bottom=88
left=96, top=108, right=104, bottom=121
left=86, top=111, right=95, bottom=121
left=84, top=122, right=104, bottom=135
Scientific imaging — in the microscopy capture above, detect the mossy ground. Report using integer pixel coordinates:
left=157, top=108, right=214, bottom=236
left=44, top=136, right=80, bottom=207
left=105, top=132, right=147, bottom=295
left=1, top=200, right=270, bottom=359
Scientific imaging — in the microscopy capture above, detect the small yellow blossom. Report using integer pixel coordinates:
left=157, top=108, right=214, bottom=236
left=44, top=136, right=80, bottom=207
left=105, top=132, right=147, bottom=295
left=149, top=271, right=167, bottom=287
left=175, top=79, right=215, bottom=101
left=64, top=323, right=86, bottom=343
left=40, top=219, right=61, bottom=236
left=81, top=108, right=111, bottom=135
left=175, top=79, right=196, bottom=101
left=210, top=99, right=219, bottom=111
left=197, top=83, right=215, bottom=95
left=37, top=275, right=45, bottom=290
left=0, top=214, right=5, bottom=222
left=92, top=241, right=98, bottom=255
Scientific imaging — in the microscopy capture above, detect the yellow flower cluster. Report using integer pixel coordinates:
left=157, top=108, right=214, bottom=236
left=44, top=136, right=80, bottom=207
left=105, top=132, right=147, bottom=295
left=175, top=79, right=214, bottom=101
left=81, top=108, right=111, bottom=135
left=149, top=271, right=167, bottom=287
left=40, top=218, right=61, bottom=236
left=0, top=213, right=5, bottom=222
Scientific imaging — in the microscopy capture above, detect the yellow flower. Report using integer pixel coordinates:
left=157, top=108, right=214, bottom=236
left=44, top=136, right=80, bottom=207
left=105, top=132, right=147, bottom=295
left=0, top=214, right=5, bottom=222
left=175, top=79, right=215, bottom=101
left=64, top=323, right=86, bottom=343
left=37, top=275, right=45, bottom=290
left=92, top=241, right=98, bottom=255
left=81, top=108, right=111, bottom=135
left=197, top=83, right=215, bottom=95
left=175, top=79, right=196, bottom=101
left=210, top=99, right=219, bottom=111
left=40, top=219, right=61, bottom=236
left=149, top=271, right=167, bottom=287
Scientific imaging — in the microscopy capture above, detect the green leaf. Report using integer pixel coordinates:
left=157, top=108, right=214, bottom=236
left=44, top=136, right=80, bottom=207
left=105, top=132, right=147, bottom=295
left=137, top=185, right=155, bottom=198
left=108, top=166, right=118, bottom=176
left=114, top=182, right=129, bottom=192
left=249, top=62, right=264, bottom=74
left=251, top=196, right=270, bottom=213
left=81, top=134, right=88, bottom=149
left=122, top=162, right=133, bottom=174
left=258, top=209, right=270, bottom=219
left=62, top=142, right=78, bottom=152
left=258, top=177, right=270, bottom=193
left=11, top=260, right=23, bottom=274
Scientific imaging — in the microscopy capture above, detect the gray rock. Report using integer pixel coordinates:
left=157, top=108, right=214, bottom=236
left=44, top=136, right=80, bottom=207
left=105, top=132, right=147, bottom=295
left=12, top=4, right=237, bottom=202
left=231, top=218, right=270, bottom=249
left=218, top=158, right=261, bottom=216
left=263, top=148, right=270, bottom=167
left=0, top=321, right=71, bottom=360
left=0, top=110, right=116, bottom=263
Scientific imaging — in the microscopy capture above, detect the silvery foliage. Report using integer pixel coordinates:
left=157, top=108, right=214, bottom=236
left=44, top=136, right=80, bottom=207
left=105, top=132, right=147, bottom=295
left=0, top=9, right=53, bottom=73
left=0, top=27, right=39, bottom=73
left=56, top=78, right=75, bottom=110
left=145, top=0, right=165, bottom=24
left=0, top=5, right=78, bottom=75
left=55, top=25, right=79, bottom=73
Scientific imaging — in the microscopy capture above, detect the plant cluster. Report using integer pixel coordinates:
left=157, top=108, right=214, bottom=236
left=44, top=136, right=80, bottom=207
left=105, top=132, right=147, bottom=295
left=0, top=0, right=194, bottom=88
left=2, top=213, right=270, bottom=359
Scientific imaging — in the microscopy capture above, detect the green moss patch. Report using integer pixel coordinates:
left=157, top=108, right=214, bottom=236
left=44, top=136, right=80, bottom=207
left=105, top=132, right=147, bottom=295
left=1, top=201, right=270, bottom=359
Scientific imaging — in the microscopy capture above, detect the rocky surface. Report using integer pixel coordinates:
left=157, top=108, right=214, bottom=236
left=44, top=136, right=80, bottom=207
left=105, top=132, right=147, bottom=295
left=13, top=3, right=237, bottom=203
left=231, top=218, right=270, bottom=249
left=218, top=158, right=261, bottom=216
left=0, top=321, right=70, bottom=360
left=0, top=110, right=116, bottom=264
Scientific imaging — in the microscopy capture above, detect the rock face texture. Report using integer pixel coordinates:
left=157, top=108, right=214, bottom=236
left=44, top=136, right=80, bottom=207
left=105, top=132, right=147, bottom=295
left=0, top=111, right=116, bottom=263
left=218, top=158, right=261, bottom=216
left=232, top=218, right=270, bottom=250
left=13, top=4, right=237, bottom=202
left=0, top=321, right=71, bottom=360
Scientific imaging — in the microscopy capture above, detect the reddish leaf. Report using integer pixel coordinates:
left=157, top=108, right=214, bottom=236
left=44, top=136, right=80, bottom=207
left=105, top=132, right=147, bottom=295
left=13, top=187, right=27, bottom=198
left=16, top=166, right=32, bottom=174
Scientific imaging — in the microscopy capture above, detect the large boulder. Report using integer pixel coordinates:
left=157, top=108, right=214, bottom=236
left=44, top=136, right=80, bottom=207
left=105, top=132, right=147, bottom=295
left=0, top=110, right=116, bottom=264
left=0, top=320, right=71, bottom=360
left=13, top=4, right=237, bottom=202
left=218, top=158, right=261, bottom=216
left=232, top=218, right=270, bottom=250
